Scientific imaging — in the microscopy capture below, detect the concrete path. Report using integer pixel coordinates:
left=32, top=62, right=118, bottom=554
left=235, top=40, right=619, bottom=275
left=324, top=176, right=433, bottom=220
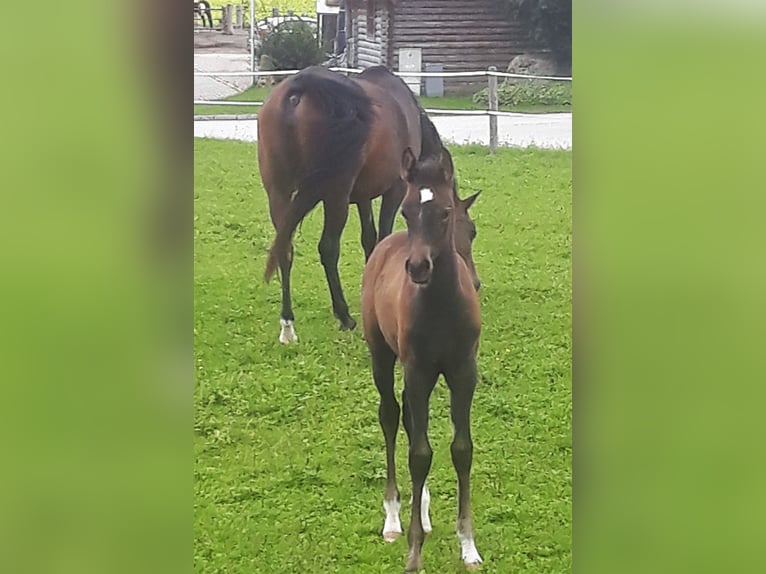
left=194, top=113, right=572, bottom=149
left=194, top=53, right=253, bottom=101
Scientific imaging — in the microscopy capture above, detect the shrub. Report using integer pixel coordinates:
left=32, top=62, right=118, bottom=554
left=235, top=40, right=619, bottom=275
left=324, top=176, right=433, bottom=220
left=257, top=21, right=323, bottom=70
left=473, top=80, right=572, bottom=108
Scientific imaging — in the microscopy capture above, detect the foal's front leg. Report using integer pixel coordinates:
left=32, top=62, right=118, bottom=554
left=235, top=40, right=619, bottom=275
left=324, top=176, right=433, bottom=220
left=403, top=364, right=438, bottom=572
left=370, top=340, right=402, bottom=542
left=445, top=359, right=482, bottom=570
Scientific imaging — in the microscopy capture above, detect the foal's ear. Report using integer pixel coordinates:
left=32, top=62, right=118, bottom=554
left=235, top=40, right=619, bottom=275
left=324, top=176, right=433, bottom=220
left=462, top=191, right=481, bottom=211
left=401, top=147, right=417, bottom=181
left=439, top=146, right=455, bottom=182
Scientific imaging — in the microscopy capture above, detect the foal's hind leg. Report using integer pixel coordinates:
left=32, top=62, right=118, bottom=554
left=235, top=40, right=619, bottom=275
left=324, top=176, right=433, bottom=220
left=378, top=179, right=406, bottom=241
left=356, top=200, right=377, bottom=261
left=445, top=360, right=482, bottom=570
left=318, top=196, right=356, bottom=330
left=370, top=338, right=401, bottom=541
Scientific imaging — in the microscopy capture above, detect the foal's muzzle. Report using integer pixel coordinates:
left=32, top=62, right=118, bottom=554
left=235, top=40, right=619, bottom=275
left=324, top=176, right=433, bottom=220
left=405, top=257, right=433, bottom=285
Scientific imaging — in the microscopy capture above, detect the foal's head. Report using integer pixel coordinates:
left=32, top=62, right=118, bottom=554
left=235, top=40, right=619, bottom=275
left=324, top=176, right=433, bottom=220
left=400, top=147, right=480, bottom=288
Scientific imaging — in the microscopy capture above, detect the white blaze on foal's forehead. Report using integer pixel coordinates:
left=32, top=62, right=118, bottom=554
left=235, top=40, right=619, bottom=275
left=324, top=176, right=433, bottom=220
left=419, top=188, right=434, bottom=204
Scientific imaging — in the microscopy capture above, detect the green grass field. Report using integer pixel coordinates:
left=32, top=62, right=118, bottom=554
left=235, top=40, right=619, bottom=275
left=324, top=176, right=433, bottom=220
left=194, top=85, right=572, bottom=116
left=194, top=139, right=572, bottom=573
left=205, top=0, right=316, bottom=20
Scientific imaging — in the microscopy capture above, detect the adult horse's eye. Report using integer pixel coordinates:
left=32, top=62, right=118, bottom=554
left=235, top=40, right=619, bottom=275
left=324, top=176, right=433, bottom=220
left=441, top=210, right=451, bottom=221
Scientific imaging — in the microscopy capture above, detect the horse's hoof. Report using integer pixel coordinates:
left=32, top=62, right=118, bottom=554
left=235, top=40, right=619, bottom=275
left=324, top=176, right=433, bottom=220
left=279, top=319, right=298, bottom=344
left=404, top=554, right=423, bottom=572
left=338, top=317, right=357, bottom=331
left=465, top=561, right=482, bottom=571
left=383, top=530, right=401, bottom=543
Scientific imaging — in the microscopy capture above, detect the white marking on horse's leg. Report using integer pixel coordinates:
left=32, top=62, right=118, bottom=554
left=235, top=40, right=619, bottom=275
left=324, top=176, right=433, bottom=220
left=419, top=188, right=433, bottom=203
left=382, top=498, right=403, bottom=542
left=408, top=483, right=432, bottom=534
left=279, top=319, right=298, bottom=344
left=458, top=522, right=482, bottom=569
left=421, top=484, right=432, bottom=533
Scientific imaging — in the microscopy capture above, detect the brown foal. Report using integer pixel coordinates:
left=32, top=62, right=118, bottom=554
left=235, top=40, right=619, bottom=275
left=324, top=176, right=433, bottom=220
left=361, top=148, right=482, bottom=571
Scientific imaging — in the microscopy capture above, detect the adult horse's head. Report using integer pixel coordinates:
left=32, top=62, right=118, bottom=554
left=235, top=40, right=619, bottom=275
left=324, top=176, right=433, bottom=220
left=400, top=147, right=480, bottom=289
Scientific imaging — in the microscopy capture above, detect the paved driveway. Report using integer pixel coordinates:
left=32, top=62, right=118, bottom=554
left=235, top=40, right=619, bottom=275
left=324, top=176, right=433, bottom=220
left=193, top=113, right=572, bottom=149
left=194, top=53, right=254, bottom=100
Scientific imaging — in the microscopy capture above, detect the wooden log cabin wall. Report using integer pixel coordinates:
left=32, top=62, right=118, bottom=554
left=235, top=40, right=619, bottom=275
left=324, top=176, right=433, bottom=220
left=346, top=0, right=548, bottom=95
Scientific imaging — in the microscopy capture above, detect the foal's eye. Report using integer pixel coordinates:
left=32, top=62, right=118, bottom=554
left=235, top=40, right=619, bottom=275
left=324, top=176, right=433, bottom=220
left=441, top=210, right=451, bottom=221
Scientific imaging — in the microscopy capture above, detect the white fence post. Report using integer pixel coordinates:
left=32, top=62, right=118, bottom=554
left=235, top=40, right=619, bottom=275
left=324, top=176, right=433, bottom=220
left=488, top=66, right=498, bottom=153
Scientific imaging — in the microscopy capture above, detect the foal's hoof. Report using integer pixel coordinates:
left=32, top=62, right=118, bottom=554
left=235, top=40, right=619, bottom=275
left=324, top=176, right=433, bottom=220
left=465, top=562, right=482, bottom=571
left=404, top=553, right=423, bottom=572
left=338, top=316, right=357, bottom=331
left=279, top=319, right=298, bottom=344
left=383, top=530, right=401, bottom=543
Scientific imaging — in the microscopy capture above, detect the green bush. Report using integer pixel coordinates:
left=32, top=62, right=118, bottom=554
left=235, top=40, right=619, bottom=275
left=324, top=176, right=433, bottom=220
left=473, top=80, right=572, bottom=108
left=258, top=21, right=323, bottom=70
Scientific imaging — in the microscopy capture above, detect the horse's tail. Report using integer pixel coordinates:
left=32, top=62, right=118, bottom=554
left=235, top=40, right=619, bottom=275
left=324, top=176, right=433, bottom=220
left=263, top=68, right=372, bottom=283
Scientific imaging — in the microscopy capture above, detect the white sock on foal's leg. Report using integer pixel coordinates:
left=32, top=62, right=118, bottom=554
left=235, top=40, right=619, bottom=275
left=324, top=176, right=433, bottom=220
left=382, top=498, right=403, bottom=542
left=408, top=483, right=432, bottom=534
left=421, top=484, right=432, bottom=533
left=457, top=520, right=482, bottom=569
left=279, top=318, right=297, bottom=344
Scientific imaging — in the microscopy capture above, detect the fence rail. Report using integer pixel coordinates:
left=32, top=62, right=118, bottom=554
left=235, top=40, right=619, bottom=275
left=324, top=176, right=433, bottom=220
left=193, top=68, right=572, bottom=81
left=194, top=67, right=572, bottom=151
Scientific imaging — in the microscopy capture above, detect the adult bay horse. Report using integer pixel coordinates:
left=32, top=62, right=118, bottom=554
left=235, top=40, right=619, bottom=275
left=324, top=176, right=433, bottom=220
left=361, top=148, right=482, bottom=571
left=258, top=65, right=444, bottom=343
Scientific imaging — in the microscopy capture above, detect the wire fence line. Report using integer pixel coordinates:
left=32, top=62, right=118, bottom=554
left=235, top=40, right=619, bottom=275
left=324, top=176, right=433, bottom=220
left=194, top=66, right=572, bottom=151
left=193, top=67, right=572, bottom=81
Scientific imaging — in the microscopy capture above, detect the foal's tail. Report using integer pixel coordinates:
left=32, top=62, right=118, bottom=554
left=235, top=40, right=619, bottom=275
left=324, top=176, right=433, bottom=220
left=263, top=68, right=373, bottom=283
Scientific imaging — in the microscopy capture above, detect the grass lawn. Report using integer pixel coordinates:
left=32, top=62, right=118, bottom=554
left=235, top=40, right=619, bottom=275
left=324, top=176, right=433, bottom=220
left=204, top=1, right=317, bottom=20
left=194, top=139, right=572, bottom=573
left=194, top=84, right=572, bottom=116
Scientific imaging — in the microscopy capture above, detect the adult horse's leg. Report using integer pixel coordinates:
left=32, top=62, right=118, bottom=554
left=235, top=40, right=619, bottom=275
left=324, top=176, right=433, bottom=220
left=267, top=192, right=298, bottom=343
left=318, top=196, right=356, bottom=330
left=445, top=360, right=482, bottom=570
left=357, top=199, right=377, bottom=261
left=370, top=336, right=401, bottom=541
left=403, top=365, right=438, bottom=572
left=378, top=179, right=406, bottom=241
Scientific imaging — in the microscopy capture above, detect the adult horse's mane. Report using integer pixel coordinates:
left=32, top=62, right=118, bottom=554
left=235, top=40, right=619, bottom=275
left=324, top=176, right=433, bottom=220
left=356, top=66, right=443, bottom=160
